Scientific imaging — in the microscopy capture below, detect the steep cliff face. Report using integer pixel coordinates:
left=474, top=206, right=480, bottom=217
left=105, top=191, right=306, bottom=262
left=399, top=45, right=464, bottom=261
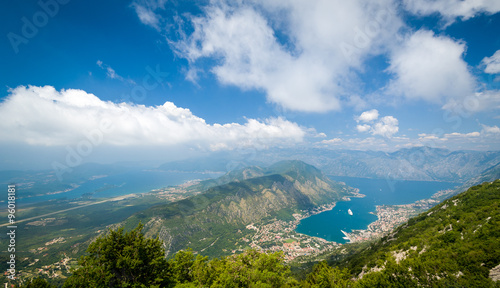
left=124, top=161, right=354, bottom=258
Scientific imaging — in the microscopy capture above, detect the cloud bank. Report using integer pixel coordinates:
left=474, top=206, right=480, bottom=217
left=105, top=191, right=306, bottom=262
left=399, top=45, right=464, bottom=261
left=403, top=0, right=500, bottom=24
left=0, top=86, right=305, bottom=149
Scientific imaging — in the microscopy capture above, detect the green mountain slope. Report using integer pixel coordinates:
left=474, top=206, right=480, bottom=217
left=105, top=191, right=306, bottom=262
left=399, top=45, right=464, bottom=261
left=331, top=180, right=500, bottom=287
left=123, top=160, right=354, bottom=258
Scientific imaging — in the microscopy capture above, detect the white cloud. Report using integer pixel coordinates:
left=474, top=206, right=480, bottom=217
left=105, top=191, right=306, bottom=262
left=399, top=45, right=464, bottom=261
left=96, top=60, right=136, bottom=85
left=318, top=128, right=498, bottom=151
left=320, top=138, right=342, bottom=144
left=356, top=109, right=379, bottom=122
left=403, top=0, right=500, bottom=24
left=387, top=30, right=476, bottom=105
left=134, top=5, right=160, bottom=30
left=356, top=124, right=371, bottom=133
left=371, top=116, right=399, bottom=138
left=439, top=130, right=500, bottom=150
left=482, top=50, right=500, bottom=74
left=315, top=132, right=327, bottom=138
left=418, top=133, right=443, bottom=141
left=169, top=0, right=403, bottom=112
left=412, top=130, right=500, bottom=151
left=416, top=131, right=493, bottom=149
left=0, top=86, right=305, bottom=149
left=355, top=110, right=398, bottom=138
left=481, top=124, right=500, bottom=134
left=442, top=90, right=500, bottom=112
left=419, top=135, right=439, bottom=141
left=106, top=67, right=122, bottom=80
left=444, top=131, right=481, bottom=138
left=317, top=137, right=391, bottom=151
left=130, top=0, right=168, bottom=31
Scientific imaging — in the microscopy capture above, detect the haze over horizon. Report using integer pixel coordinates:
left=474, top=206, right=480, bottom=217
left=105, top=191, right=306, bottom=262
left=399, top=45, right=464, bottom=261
left=1, top=0, right=500, bottom=170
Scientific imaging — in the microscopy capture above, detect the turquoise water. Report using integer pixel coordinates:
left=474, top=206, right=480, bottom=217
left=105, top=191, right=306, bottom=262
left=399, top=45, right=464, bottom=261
left=295, top=177, right=459, bottom=243
left=18, top=170, right=221, bottom=205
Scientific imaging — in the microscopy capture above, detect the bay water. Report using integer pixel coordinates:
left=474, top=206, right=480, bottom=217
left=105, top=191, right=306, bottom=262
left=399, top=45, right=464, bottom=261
left=295, top=176, right=459, bottom=243
left=16, top=170, right=222, bottom=205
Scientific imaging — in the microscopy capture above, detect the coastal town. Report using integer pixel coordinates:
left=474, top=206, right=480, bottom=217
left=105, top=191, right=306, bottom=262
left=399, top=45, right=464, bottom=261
left=150, top=179, right=203, bottom=202
left=243, top=186, right=450, bottom=260
left=243, top=204, right=342, bottom=261
left=343, top=196, right=442, bottom=242
left=237, top=187, right=367, bottom=262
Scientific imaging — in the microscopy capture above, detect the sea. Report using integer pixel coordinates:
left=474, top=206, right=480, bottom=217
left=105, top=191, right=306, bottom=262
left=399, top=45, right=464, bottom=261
left=295, top=176, right=459, bottom=243
left=13, top=170, right=223, bottom=206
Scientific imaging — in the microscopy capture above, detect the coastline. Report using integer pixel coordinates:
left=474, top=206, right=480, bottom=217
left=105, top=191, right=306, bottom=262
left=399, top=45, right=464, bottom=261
left=293, top=188, right=366, bottom=241
left=343, top=189, right=446, bottom=243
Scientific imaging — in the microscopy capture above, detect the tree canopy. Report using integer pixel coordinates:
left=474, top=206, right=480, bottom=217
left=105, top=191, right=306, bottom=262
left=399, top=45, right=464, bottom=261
left=63, top=224, right=172, bottom=288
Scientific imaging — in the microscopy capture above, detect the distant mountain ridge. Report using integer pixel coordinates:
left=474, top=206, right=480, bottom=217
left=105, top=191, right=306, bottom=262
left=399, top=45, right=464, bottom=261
left=261, top=147, right=500, bottom=182
left=123, top=160, right=355, bottom=258
left=454, top=162, right=500, bottom=194
left=159, top=147, right=500, bottom=182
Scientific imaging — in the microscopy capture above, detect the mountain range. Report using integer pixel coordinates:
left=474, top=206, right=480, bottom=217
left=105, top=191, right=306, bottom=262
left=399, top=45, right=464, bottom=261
left=123, top=160, right=356, bottom=258
left=160, top=147, right=500, bottom=182
left=2, top=154, right=500, bottom=286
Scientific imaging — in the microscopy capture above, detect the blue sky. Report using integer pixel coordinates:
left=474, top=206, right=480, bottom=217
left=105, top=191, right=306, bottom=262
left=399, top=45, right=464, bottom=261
left=1, top=0, right=500, bottom=169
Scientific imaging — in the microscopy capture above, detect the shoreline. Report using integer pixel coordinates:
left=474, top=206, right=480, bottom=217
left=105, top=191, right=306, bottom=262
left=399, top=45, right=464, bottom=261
left=292, top=189, right=366, bottom=242
left=343, top=188, right=448, bottom=243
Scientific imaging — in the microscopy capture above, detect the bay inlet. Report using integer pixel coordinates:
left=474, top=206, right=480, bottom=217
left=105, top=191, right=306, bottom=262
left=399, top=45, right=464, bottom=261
left=295, top=176, right=459, bottom=243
